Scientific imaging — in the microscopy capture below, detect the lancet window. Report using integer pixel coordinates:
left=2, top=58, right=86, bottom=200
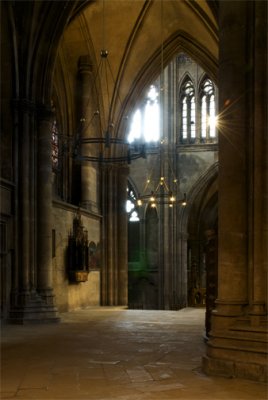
left=51, top=120, right=59, bottom=171
left=180, top=79, right=196, bottom=142
left=126, top=183, right=140, bottom=222
left=128, top=84, right=160, bottom=144
left=200, top=78, right=217, bottom=140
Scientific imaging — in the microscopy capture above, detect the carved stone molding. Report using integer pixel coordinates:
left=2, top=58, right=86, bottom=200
left=12, top=98, right=36, bottom=115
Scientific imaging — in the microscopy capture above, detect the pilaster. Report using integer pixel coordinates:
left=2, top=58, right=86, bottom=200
left=78, top=55, right=99, bottom=214
left=101, top=164, right=129, bottom=306
left=9, top=100, right=59, bottom=323
left=36, top=104, right=59, bottom=319
left=203, top=1, right=268, bottom=382
left=117, top=165, right=129, bottom=305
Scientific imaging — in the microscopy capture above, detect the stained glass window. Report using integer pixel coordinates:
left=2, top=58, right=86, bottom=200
left=51, top=120, right=59, bottom=171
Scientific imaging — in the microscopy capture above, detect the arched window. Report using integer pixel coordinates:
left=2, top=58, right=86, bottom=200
left=51, top=120, right=59, bottom=171
left=180, top=79, right=195, bottom=142
left=126, top=183, right=140, bottom=222
left=51, top=117, right=65, bottom=200
left=127, top=182, right=140, bottom=266
left=128, top=84, right=160, bottom=143
left=200, top=79, right=217, bottom=140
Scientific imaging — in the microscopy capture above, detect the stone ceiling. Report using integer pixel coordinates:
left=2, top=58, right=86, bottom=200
left=55, top=0, right=218, bottom=140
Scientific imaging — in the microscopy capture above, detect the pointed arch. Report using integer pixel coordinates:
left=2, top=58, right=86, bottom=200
left=119, top=30, right=218, bottom=141
left=178, top=72, right=195, bottom=96
left=199, top=77, right=217, bottom=140
left=179, top=76, right=196, bottom=142
left=179, top=162, right=218, bottom=237
left=126, top=180, right=140, bottom=222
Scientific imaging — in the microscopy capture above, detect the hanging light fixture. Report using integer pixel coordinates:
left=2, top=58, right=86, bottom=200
left=72, top=0, right=146, bottom=165
left=135, top=139, right=187, bottom=209
left=133, top=0, right=187, bottom=210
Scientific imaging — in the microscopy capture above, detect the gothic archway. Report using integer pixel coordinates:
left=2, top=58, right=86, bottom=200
left=188, top=169, right=218, bottom=339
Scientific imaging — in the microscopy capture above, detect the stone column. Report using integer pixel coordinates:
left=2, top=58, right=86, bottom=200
left=101, top=164, right=129, bottom=306
left=212, top=1, right=249, bottom=327
left=36, top=106, right=54, bottom=295
left=177, top=230, right=188, bottom=309
left=139, top=216, right=146, bottom=278
left=108, top=166, right=117, bottom=305
left=158, top=201, right=165, bottom=309
left=9, top=100, right=34, bottom=315
left=9, top=101, right=59, bottom=323
left=203, top=1, right=267, bottom=382
left=248, top=1, right=267, bottom=322
left=162, top=202, right=173, bottom=310
left=29, top=107, right=36, bottom=290
left=36, top=105, right=59, bottom=320
left=100, top=166, right=108, bottom=306
left=20, top=101, right=31, bottom=294
left=101, top=165, right=115, bottom=305
left=117, top=166, right=129, bottom=305
left=78, top=56, right=99, bottom=214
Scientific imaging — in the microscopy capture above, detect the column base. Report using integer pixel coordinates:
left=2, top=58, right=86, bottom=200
left=203, top=315, right=268, bottom=382
left=9, top=290, right=60, bottom=324
left=203, top=354, right=267, bottom=382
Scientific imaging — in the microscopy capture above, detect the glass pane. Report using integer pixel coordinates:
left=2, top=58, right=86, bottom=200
left=144, top=101, right=160, bottom=142
left=127, top=183, right=140, bottom=222
left=52, top=120, right=59, bottom=170
left=148, top=85, right=159, bottom=102
left=203, top=79, right=213, bottom=94
left=190, top=97, right=196, bottom=138
left=126, top=199, right=134, bottom=213
left=128, top=109, right=142, bottom=143
left=130, top=210, right=140, bottom=222
left=201, top=97, right=207, bottom=138
left=182, top=98, right=187, bottom=139
left=209, top=95, right=216, bottom=137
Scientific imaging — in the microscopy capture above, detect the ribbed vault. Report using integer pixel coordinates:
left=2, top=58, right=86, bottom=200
left=55, top=0, right=218, bottom=143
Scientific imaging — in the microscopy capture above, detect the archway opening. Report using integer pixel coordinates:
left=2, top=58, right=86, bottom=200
left=126, top=53, right=218, bottom=311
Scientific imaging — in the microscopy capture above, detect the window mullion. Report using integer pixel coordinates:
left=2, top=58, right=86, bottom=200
left=206, top=96, right=210, bottom=141
left=187, top=97, right=191, bottom=143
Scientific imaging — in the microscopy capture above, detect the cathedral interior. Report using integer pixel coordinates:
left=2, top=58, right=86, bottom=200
left=0, top=0, right=267, bottom=395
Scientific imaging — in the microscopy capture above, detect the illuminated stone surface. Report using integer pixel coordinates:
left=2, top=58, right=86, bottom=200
left=1, top=307, right=267, bottom=399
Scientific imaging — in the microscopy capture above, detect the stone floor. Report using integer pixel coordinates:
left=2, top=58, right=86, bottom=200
left=1, top=307, right=267, bottom=400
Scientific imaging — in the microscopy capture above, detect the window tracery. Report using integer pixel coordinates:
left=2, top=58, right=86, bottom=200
left=126, top=183, right=140, bottom=222
left=51, top=120, right=59, bottom=171
left=126, top=55, right=218, bottom=147
left=180, top=79, right=195, bottom=142
left=200, top=78, right=217, bottom=140
left=128, top=84, right=160, bottom=144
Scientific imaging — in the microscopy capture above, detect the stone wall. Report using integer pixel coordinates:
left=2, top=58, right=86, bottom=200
left=178, top=148, right=218, bottom=195
left=0, top=179, right=14, bottom=318
left=52, top=200, right=101, bottom=311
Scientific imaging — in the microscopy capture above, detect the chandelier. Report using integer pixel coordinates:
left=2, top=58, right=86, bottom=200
left=137, top=183, right=187, bottom=209
left=72, top=1, right=146, bottom=165
left=70, top=0, right=185, bottom=214
left=134, top=140, right=187, bottom=209
left=130, top=0, right=187, bottom=210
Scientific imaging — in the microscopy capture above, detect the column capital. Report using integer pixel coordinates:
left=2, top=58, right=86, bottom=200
left=78, top=55, right=93, bottom=74
left=101, top=163, right=130, bottom=174
left=12, top=98, right=36, bottom=115
left=36, top=103, right=55, bottom=123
